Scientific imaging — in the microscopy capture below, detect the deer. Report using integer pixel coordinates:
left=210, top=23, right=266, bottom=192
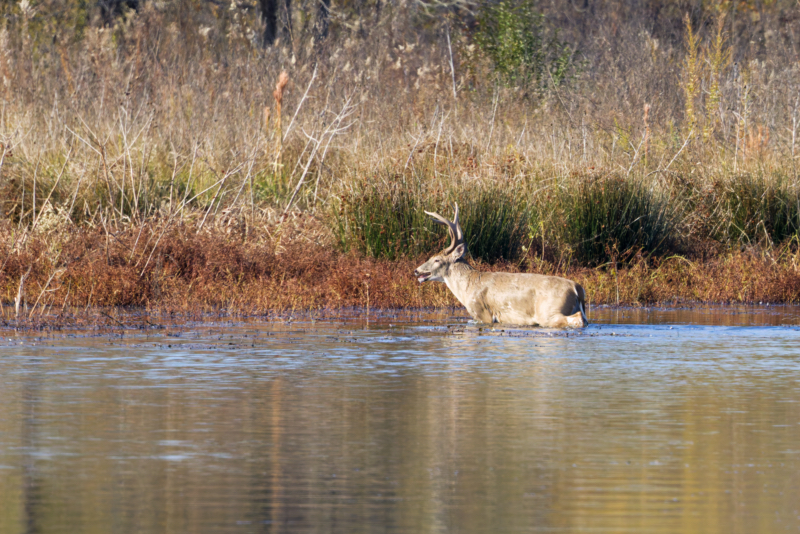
left=414, top=204, right=588, bottom=328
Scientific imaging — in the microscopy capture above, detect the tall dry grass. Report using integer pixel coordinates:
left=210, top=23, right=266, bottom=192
left=2, top=0, right=800, bottom=312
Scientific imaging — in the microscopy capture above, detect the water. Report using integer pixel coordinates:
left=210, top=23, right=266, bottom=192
left=1, top=306, right=799, bottom=533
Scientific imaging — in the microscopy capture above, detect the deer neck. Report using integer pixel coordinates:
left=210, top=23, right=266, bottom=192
left=444, top=261, right=478, bottom=305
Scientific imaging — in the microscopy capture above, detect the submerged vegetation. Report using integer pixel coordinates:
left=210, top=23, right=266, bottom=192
left=3, top=0, right=800, bottom=316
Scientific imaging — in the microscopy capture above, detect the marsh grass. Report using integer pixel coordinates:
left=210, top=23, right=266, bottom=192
left=708, top=174, right=800, bottom=246
left=547, top=176, right=683, bottom=265
left=334, top=184, right=437, bottom=260
left=456, top=188, right=533, bottom=263
left=334, top=181, right=531, bottom=262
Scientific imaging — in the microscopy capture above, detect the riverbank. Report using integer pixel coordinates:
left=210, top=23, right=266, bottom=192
left=4, top=1, right=800, bottom=320
left=3, top=220, right=800, bottom=327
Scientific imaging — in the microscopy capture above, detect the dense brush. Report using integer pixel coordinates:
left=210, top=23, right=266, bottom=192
left=334, top=182, right=530, bottom=263
left=548, top=176, right=683, bottom=265
left=706, top=174, right=800, bottom=246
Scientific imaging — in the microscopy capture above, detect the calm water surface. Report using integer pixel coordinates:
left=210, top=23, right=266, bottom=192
left=1, top=306, right=799, bottom=533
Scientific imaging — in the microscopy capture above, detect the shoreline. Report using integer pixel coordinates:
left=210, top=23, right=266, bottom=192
left=4, top=224, right=800, bottom=327
left=3, top=302, right=799, bottom=332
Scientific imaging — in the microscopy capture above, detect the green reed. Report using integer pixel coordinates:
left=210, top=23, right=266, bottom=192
left=546, top=176, right=683, bottom=265
left=333, top=180, right=531, bottom=263
left=709, top=173, right=800, bottom=246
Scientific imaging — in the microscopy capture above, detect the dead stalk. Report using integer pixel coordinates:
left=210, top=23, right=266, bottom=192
left=446, top=25, right=457, bottom=103
left=486, top=87, right=499, bottom=151
left=313, top=96, right=357, bottom=207
left=273, top=71, right=290, bottom=177
left=31, top=144, right=73, bottom=233
left=198, top=161, right=245, bottom=230
left=281, top=131, right=322, bottom=221
left=14, top=265, right=32, bottom=318
left=282, top=64, right=317, bottom=144
left=283, top=96, right=356, bottom=218
left=231, top=139, right=262, bottom=209
left=29, top=266, right=64, bottom=317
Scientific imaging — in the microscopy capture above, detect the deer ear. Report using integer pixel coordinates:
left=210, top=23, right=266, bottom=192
left=451, top=243, right=466, bottom=260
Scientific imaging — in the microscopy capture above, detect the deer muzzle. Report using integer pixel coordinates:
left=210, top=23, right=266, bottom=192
left=413, top=269, right=431, bottom=283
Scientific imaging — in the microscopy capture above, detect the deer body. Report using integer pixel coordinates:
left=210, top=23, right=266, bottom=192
left=415, top=205, right=588, bottom=328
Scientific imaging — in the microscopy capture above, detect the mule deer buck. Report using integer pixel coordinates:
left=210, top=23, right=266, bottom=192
left=414, top=204, right=588, bottom=328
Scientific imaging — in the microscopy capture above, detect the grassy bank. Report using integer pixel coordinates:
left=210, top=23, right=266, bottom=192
left=2, top=1, right=800, bottom=316
left=3, top=217, right=800, bottom=325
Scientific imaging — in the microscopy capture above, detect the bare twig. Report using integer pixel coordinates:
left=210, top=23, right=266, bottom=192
left=198, top=161, right=245, bottom=230
left=281, top=131, right=322, bottom=221
left=29, top=266, right=65, bottom=317
left=30, top=144, right=73, bottom=234
left=663, top=129, right=694, bottom=173
left=486, top=87, right=499, bottom=151
left=14, top=266, right=32, bottom=319
left=282, top=64, right=318, bottom=143
left=313, top=96, right=357, bottom=207
left=446, top=25, right=457, bottom=102
left=625, top=133, right=646, bottom=177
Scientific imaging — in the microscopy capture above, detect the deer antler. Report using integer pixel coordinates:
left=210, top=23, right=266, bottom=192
left=424, top=203, right=463, bottom=254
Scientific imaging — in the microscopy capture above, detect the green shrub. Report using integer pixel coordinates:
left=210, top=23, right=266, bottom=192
left=549, top=176, right=682, bottom=265
left=710, top=174, right=800, bottom=245
left=472, top=0, right=579, bottom=92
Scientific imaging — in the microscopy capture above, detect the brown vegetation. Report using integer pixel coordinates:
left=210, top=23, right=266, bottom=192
left=3, top=216, right=800, bottom=325
left=3, top=1, right=800, bottom=322
left=0, top=217, right=445, bottom=317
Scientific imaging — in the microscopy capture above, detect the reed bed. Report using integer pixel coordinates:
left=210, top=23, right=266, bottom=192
left=2, top=0, right=800, bottom=315
left=701, top=173, right=800, bottom=247
left=335, top=181, right=531, bottom=262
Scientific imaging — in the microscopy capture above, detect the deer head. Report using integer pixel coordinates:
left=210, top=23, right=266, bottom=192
left=414, top=204, right=467, bottom=283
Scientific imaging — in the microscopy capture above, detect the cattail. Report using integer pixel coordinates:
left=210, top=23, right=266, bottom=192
left=273, top=71, right=289, bottom=105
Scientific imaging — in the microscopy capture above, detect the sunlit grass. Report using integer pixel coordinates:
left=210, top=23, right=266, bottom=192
left=333, top=177, right=531, bottom=262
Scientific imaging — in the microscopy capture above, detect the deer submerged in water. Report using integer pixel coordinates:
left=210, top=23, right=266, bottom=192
left=414, top=204, right=588, bottom=328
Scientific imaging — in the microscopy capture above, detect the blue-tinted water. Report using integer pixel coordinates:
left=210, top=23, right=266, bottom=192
left=0, top=307, right=799, bottom=533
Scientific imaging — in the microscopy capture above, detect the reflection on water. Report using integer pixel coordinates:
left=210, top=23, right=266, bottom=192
left=1, top=307, right=800, bottom=533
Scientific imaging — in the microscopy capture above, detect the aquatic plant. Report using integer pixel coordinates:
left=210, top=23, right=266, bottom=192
left=545, top=176, right=683, bottom=265
left=707, top=173, right=800, bottom=246
left=334, top=183, right=531, bottom=263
